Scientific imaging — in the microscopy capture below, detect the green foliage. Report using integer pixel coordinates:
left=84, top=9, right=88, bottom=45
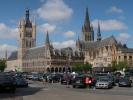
left=73, top=62, right=92, bottom=72
left=111, top=61, right=117, bottom=71
left=0, top=59, right=6, bottom=72
left=111, top=61, right=128, bottom=71
left=117, top=61, right=128, bottom=70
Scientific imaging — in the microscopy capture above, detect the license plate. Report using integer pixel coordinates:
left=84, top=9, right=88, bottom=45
left=76, top=80, right=80, bottom=83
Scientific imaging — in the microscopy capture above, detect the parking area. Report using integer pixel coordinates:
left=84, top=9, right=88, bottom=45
left=1, top=80, right=133, bottom=100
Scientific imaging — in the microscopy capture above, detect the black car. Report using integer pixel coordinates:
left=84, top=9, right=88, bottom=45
left=0, top=73, right=16, bottom=93
left=61, top=74, right=72, bottom=85
left=52, top=74, right=61, bottom=83
left=118, top=78, right=132, bottom=87
left=72, top=75, right=94, bottom=88
left=15, top=77, right=28, bottom=87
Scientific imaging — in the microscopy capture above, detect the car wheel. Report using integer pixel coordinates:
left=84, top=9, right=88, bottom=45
left=11, top=88, right=16, bottom=93
left=73, top=85, right=76, bottom=88
left=129, top=84, right=132, bottom=87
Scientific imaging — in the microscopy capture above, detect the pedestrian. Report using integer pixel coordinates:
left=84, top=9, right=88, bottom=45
left=42, top=76, right=46, bottom=88
left=92, top=77, right=96, bottom=90
left=65, top=72, right=71, bottom=88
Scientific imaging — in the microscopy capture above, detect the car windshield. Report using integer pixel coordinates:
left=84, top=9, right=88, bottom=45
left=98, top=78, right=109, bottom=82
left=119, top=78, right=129, bottom=82
left=0, top=74, right=14, bottom=81
left=33, top=74, right=38, bottom=77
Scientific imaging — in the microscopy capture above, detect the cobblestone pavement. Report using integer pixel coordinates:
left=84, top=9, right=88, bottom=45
left=1, top=81, right=133, bottom=100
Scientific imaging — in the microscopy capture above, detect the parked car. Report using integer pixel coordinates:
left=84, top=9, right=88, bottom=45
left=38, top=73, right=44, bottom=81
left=61, top=73, right=72, bottom=85
left=96, top=78, right=112, bottom=89
left=0, top=73, right=16, bottom=93
left=27, top=73, right=33, bottom=80
left=15, top=77, right=28, bottom=87
left=72, top=74, right=94, bottom=88
left=118, top=78, right=132, bottom=87
left=32, top=73, right=39, bottom=81
left=52, top=74, right=62, bottom=83
left=94, top=73, right=115, bottom=86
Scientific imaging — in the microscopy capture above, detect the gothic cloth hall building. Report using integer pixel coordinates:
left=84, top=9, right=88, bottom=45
left=6, top=9, right=84, bottom=72
left=7, top=8, right=133, bottom=72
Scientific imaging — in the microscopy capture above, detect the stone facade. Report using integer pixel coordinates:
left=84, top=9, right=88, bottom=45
left=116, top=48, right=133, bottom=67
left=6, top=8, right=133, bottom=72
left=6, top=9, right=84, bottom=72
left=76, top=8, right=133, bottom=69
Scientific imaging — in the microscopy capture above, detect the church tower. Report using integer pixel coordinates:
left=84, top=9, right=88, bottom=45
left=18, top=9, right=36, bottom=60
left=82, top=7, right=94, bottom=42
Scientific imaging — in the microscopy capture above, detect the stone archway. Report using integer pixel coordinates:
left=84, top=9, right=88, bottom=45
left=55, top=67, right=58, bottom=73
left=46, top=68, right=50, bottom=72
left=68, top=67, right=71, bottom=72
left=59, top=67, right=62, bottom=72
left=51, top=67, right=54, bottom=73
left=63, top=67, right=65, bottom=72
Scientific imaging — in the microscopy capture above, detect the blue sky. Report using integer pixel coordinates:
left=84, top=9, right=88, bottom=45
left=0, top=0, right=133, bottom=57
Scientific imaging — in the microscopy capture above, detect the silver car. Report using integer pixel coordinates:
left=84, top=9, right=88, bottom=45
left=96, top=78, right=112, bottom=89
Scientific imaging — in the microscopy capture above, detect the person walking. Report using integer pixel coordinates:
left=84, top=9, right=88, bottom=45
left=42, top=76, right=46, bottom=88
left=65, top=72, right=71, bottom=88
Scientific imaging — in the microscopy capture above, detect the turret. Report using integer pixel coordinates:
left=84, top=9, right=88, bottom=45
left=97, top=21, right=102, bottom=41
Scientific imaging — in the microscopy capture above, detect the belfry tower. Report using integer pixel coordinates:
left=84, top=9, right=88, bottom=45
left=82, top=7, right=94, bottom=42
left=18, top=9, right=36, bottom=60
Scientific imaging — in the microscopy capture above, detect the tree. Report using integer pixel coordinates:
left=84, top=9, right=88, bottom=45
left=72, top=63, right=83, bottom=72
left=117, top=61, right=128, bottom=71
left=0, top=59, right=6, bottom=72
left=83, top=62, right=92, bottom=72
left=111, top=61, right=117, bottom=71
left=73, top=62, right=92, bottom=72
left=111, top=60, right=129, bottom=71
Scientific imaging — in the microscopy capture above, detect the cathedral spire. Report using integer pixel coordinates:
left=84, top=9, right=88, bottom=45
left=84, top=7, right=91, bottom=30
left=82, top=7, right=93, bottom=42
left=25, top=9, right=32, bottom=28
left=25, top=8, right=30, bottom=21
left=45, top=31, right=50, bottom=46
left=97, top=21, right=101, bottom=41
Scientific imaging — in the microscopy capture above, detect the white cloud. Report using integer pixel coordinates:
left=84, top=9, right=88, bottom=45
left=52, top=40, right=75, bottom=49
left=92, top=19, right=127, bottom=31
left=107, top=6, right=123, bottom=13
left=64, top=31, right=75, bottom=38
left=117, top=33, right=131, bottom=42
left=36, top=0, right=73, bottom=22
left=38, top=23, right=56, bottom=33
left=0, top=44, right=17, bottom=58
left=0, top=23, right=18, bottom=39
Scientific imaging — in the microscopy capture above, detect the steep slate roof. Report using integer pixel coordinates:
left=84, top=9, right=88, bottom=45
left=119, top=48, right=133, bottom=53
left=80, top=36, right=117, bottom=50
left=23, top=46, right=83, bottom=60
left=23, top=46, right=46, bottom=59
left=8, top=51, right=18, bottom=61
